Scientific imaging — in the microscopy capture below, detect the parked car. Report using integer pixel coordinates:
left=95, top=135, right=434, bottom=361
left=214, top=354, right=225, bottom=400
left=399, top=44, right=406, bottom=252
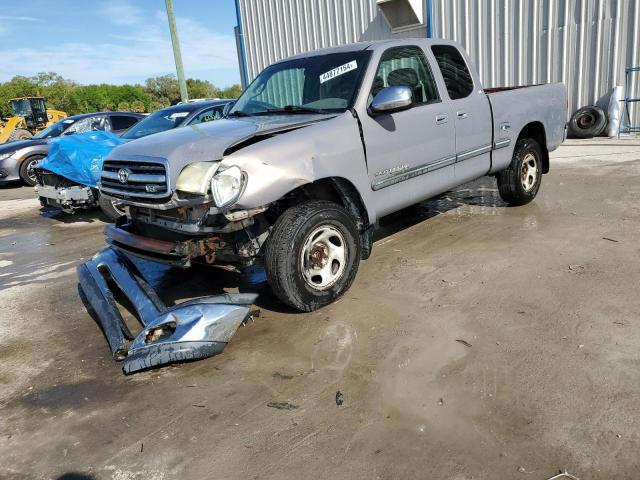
left=0, top=112, right=144, bottom=186
left=87, top=39, right=567, bottom=318
left=34, top=100, right=234, bottom=220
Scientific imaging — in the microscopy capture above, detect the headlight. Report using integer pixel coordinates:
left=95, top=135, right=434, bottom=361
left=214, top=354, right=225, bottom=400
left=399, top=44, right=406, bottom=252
left=0, top=152, right=13, bottom=161
left=176, top=162, right=220, bottom=195
left=211, top=166, right=244, bottom=208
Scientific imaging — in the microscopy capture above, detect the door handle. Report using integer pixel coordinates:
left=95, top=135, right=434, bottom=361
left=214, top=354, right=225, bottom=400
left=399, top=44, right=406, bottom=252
left=435, top=114, right=448, bottom=125
left=457, top=111, right=469, bottom=119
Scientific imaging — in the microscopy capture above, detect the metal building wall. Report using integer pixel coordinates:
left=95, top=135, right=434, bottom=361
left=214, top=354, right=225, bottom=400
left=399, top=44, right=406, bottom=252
left=236, top=0, right=426, bottom=81
left=236, top=0, right=640, bottom=125
left=432, top=0, right=640, bottom=124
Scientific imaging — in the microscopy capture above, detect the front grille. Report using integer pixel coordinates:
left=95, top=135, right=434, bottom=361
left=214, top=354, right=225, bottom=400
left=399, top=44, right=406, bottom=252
left=101, top=160, right=169, bottom=199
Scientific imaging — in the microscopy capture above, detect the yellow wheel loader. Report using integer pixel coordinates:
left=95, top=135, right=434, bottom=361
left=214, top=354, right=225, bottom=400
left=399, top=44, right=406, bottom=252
left=0, top=97, right=67, bottom=143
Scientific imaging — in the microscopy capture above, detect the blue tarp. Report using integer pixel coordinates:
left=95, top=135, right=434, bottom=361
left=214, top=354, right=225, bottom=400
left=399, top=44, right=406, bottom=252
left=39, top=131, right=125, bottom=188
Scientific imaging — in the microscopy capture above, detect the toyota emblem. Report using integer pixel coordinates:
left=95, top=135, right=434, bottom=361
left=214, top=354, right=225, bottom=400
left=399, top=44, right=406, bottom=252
left=117, top=168, right=131, bottom=184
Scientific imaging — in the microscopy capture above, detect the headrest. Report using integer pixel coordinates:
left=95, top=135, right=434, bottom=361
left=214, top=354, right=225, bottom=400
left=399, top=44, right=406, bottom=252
left=387, top=68, right=419, bottom=87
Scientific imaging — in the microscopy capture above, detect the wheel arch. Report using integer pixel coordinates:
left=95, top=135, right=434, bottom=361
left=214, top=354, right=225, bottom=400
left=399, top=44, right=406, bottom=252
left=517, top=121, right=549, bottom=173
left=275, top=177, right=374, bottom=259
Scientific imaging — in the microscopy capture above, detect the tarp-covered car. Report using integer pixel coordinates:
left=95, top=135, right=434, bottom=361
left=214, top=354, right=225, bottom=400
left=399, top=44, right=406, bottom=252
left=35, top=100, right=234, bottom=220
left=0, top=112, right=143, bottom=186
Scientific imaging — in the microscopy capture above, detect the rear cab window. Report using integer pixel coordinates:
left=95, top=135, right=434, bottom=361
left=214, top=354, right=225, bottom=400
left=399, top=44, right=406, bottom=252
left=371, top=46, right=440, bottom=105
left=430, top=45, right=474, bottom=100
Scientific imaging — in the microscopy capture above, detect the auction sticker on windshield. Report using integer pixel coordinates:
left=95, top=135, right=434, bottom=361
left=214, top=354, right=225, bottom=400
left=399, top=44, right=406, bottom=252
left=320, top=61, right=357, bottom=84
left=168, top=112, right=190, bottom=120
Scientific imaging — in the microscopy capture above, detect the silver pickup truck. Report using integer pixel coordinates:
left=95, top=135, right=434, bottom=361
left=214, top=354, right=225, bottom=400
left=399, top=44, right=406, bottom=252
left=96, top=39, right=567, bottom=313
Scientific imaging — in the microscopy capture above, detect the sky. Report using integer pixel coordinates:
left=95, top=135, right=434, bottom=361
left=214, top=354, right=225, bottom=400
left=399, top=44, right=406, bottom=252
left=0, top=0, right=241, bottom=87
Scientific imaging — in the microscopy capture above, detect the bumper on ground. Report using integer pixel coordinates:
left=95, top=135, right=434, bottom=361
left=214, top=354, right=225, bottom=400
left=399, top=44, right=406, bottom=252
left=77, top=246, right=258, bottom=374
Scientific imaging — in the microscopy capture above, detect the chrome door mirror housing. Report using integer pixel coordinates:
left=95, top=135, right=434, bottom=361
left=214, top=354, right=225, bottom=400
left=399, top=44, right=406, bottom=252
left=370, top=86, right=413, bottom=114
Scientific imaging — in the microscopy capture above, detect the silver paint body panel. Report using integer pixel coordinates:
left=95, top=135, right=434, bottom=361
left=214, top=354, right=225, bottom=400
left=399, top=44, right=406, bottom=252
left=103, top=39, right=567, bottom=226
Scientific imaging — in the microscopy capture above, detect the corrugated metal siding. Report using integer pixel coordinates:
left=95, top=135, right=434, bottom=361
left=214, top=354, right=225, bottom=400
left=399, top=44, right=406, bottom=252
left=237, top=0, right=426, bottom=80
left=237, top=0, right=640, bottom=125
left=432, top=0, right=640, bottom=124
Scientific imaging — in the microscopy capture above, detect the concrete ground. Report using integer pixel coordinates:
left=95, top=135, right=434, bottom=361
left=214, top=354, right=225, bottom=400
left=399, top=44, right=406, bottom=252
left=1, top=138, right=639, bottom=480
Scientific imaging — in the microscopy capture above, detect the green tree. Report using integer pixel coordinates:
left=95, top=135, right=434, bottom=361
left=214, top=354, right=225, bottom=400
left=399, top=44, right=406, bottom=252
left=30, top=72, right=78, bottom=114
left=147, top=97, right=171, bottom=112
left=220, top=84, right=242, bottom=99
left=0, top=72, right=240, bottom=117
left=130, top=100, right=146, bottom=112
left=117, top=101, right=131, bottom=111
left=145, top=75, right=180, bottom=105
left=186, top=78, right=218, bottom=99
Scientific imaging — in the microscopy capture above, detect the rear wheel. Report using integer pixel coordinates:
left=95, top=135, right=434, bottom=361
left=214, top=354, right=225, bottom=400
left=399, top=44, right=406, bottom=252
left=98, top=194, right=126, bottom=221
left=265, top=200, right=361, bottom=312
left=497, top=138, right=542, bottom=206
left=19, top=154, right=44, bottom=186
left=8, top=128, right=32, bottom=142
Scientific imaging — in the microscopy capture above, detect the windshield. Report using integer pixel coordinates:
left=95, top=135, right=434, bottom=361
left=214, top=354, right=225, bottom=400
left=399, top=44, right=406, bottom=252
left=10, top=99, right=32, bottom=116
left=121, top=109, right=191, bottom=139
left=230, top=50, right=372, bottom=116
left=33, top=118, right=76, bottom=139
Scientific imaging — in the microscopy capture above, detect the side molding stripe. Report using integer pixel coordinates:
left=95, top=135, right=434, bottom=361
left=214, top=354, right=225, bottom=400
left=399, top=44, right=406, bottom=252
left=371, top=140, right=511, bottom=191
left=494, top=139, right=511, bottom=149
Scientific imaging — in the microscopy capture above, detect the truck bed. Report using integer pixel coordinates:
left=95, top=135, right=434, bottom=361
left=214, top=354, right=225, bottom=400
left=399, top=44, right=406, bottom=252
left=486, top=83, right=567, bottom=173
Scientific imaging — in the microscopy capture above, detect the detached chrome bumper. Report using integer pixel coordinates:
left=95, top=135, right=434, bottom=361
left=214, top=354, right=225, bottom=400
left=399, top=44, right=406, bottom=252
left=77, top=247, right=257, bottom=374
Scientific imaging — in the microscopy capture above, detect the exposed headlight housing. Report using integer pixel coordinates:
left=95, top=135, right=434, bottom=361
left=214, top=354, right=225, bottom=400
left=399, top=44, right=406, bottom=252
left=0, top=152, right=13, bottom=161
left=211, top=165, right=245, bottom=208
left=176, top=162, right=220, bottom=195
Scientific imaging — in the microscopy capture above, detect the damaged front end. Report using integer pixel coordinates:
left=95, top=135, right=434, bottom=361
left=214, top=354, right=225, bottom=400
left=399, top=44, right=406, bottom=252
left=77, top=246, right=258, bottom=374
left=35, top=168, right=99, bottom=213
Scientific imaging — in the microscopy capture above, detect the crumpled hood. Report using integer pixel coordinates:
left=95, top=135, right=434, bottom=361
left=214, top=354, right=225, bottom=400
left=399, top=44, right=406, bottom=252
left=106, top=114, right=333, bottom=187
left=0, top=138, right=46, bottom=155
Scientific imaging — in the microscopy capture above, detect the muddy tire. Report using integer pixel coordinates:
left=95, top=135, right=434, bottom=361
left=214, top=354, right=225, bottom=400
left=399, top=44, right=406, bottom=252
left=19, top=154, right=44, bottom=186
left=497, top=138, right=542, bottom=206
left=8, top=128, right=32, bottom=142
left=568, top=106, right=607, bottom=138
left=98, top=194, right=126, bottom=221
left=265, top=200, right=361, bottom=312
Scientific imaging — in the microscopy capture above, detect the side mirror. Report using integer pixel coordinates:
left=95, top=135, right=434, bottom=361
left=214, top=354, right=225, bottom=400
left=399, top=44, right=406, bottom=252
left=370, top=86, right=413, bottom=114
left=223, top=101, right=236, bottom=118
left=63, top=130, right=76, bottom=136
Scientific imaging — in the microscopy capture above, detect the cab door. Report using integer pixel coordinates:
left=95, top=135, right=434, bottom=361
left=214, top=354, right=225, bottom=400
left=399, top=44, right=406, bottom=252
left=358, top=45, right=457, bottom=217
left=430, top=44, right=493, bottom=182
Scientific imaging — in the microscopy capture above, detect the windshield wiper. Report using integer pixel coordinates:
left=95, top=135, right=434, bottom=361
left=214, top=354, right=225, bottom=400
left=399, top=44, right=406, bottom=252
left=227, top=110, right=253, bottom=117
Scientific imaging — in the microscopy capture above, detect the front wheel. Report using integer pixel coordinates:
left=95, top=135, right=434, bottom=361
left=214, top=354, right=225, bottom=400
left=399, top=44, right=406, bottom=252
left=265, top=200, right=361, bottom=312
left=19, top=155, right=44, bottom=186
left=497, top=138, right=543, bottom=206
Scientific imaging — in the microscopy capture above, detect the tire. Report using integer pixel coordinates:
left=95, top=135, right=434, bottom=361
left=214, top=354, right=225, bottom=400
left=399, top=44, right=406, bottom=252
left=8, top=128, right=32, bottom=142
left=497, top=138, right=543, bottom=206
left=568, top=106, right=607, bottom=138
left=265, top=200, right=361, bottom=312
left=19, top=154, right=44, bottom=186
left=98, top=194, right=126, bottom=221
